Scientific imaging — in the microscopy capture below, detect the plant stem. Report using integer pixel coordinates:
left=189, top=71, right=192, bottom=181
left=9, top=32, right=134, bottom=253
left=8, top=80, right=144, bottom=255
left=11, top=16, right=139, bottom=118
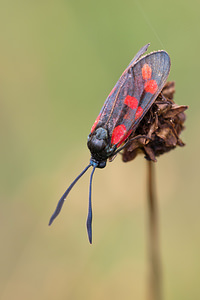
left=147, top=161, right=162, bottom=300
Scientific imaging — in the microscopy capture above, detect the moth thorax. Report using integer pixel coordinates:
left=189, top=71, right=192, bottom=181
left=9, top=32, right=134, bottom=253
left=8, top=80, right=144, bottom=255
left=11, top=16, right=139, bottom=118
left=87, top=127, right=108, bottom=153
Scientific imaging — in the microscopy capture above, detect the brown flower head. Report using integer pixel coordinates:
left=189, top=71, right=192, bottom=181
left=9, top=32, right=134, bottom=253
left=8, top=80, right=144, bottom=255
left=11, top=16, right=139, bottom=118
left=122, top=81, right=188, bottom=162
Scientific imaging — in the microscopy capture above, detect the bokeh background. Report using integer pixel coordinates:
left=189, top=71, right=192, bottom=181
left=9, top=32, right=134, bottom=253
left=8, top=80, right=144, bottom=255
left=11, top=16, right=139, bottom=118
left=0, top=1, right=199, bottom=299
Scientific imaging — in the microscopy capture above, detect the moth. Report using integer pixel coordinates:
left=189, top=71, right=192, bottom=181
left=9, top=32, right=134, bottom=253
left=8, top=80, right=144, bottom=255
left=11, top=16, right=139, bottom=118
left=49, top=43, right=171, bottom=243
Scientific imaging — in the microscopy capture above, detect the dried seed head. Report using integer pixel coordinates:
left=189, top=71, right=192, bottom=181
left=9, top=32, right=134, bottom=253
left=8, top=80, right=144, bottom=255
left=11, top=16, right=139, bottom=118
left=122, top=82, right=188, bottom=162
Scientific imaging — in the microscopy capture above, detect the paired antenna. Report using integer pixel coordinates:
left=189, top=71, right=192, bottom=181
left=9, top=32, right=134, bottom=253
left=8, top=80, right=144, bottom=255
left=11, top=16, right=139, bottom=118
left=49, top=135, right=149, bottom=243
left=86, top=166, right=96, bottom=243
left=49, top=163, right=96, bottom=244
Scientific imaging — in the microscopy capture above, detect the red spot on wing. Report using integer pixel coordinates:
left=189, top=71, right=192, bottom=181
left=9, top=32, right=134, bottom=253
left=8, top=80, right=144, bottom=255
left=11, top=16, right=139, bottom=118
left=142, top=64, right=152, bottom=80
left=135, top=106, right=143, bottom=120
left=111, top=124, right=126, bottom=145
left=117, top=129, right=132, bottom=147
left=124, top=95, right=138, bottom=109
left=144, top=80, right=158, bottom=94
left=91, top=114, right=100, bottom=133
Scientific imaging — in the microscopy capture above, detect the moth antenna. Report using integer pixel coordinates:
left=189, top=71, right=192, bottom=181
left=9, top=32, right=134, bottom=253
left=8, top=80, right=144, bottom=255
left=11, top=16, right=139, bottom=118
left=49, top=163, right=92, bottom=226
left=86, top=166, right=96, bottom=244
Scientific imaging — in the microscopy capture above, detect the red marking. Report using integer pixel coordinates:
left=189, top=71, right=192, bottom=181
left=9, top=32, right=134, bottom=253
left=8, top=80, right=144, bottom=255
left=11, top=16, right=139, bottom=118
left=108, top=86, right=116, bottom=97
left=124, top=95, right=138, bottom=109
left=118, top=130, right=132, bottom=147
left=91, top=114, right=100, bottom=133
left=142, top=64, right=152, bottom=80
left=144, top=80, right=158, bottom=94
left=135, top=106, right=143, bottom=120
left=111, top=124, right=126, bottom=145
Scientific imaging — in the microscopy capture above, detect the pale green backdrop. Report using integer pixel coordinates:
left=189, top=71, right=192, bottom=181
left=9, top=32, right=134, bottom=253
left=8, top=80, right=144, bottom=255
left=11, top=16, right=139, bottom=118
left=0, top=1, right=199, bottom=299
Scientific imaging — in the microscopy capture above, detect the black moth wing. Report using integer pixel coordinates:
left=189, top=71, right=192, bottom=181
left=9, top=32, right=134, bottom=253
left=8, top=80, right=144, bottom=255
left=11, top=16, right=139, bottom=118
left=129, top=50, right=171, bottom=132
left=92, top=48, right=170, bottom=148
left=94, top=44, right=150, bottom=130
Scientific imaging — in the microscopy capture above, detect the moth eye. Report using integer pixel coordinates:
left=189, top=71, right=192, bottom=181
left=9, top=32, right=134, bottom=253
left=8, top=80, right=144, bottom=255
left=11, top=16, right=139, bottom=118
left=98, top=161, right=107, bottom=168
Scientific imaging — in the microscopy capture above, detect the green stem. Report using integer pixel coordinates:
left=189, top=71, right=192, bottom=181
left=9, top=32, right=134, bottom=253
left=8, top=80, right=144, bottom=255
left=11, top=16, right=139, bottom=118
left=147, top=161, right=162, bottom=300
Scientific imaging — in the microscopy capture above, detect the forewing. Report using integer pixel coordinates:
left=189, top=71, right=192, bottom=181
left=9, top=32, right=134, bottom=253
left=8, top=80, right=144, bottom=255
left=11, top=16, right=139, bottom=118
left=131, top=51, right=171, bottom=130
left=90, top=47, right=170, bottom=150
left=90, top=44, right=150, bottom=133
left=126, top=43, right=150, bottom=70
left=108, top=50, right=171, bottom=147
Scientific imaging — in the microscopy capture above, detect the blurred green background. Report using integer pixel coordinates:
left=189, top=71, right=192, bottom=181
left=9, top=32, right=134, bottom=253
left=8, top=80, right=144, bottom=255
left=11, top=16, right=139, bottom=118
left=0, top=1, right=199, bottom=299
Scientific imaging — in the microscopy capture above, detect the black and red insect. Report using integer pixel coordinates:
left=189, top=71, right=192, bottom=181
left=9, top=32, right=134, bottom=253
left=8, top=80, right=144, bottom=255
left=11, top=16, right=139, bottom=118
left=49, top=43, right=171, bottom=243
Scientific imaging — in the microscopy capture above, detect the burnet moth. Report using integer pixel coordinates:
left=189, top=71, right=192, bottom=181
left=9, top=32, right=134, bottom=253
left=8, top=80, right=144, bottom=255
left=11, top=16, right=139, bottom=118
left=49, top=43, right=171, bottom=243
